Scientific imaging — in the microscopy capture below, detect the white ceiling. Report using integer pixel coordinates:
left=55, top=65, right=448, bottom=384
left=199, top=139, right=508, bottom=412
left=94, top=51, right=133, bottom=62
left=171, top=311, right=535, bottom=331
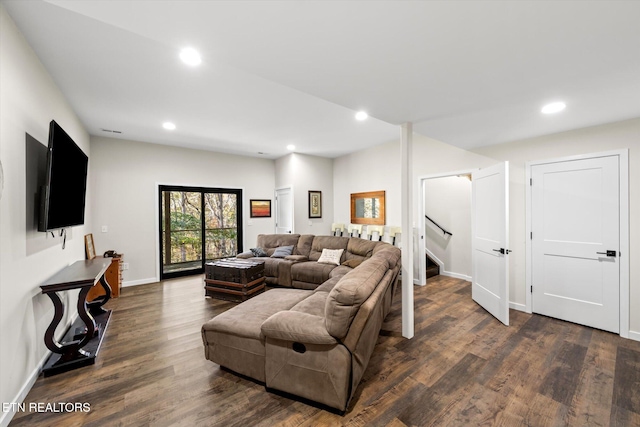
left=4, top=0, right=640, bottom=158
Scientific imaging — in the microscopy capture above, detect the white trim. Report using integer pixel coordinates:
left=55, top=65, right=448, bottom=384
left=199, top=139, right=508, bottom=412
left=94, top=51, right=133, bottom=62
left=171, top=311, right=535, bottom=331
left=509, top=302, right=526, bottom=312
left=425, top=248, right=445, bottom=270
left=0, top=351, right=50, bottom=427
left=619, top=150, right=630, bottom=338
left=441, top=271, right=472, bottom=281
left=401, top=123, right=414, bottom=339
left=122, top=277, right=157, bottom=288
left=628, top=331, right=640, bottom=342
left=526, top=149, right=630, bottom=339
left=417, top=168, right=477, bottom=287
left=525, top=165, right=533, bottom=314
left=0, top=311, right=80, bottom=427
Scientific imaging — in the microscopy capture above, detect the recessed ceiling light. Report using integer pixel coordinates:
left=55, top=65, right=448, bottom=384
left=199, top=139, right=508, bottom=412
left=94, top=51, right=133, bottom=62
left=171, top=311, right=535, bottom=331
left=541, top=102, right=566, bottom=114
left=179, top=47, right=201, bottom=66
left=355, top=111, right=368, bottom=121
left=163, top=122, right=176, bottom=130
left=286, top=144, right=295, bottom=151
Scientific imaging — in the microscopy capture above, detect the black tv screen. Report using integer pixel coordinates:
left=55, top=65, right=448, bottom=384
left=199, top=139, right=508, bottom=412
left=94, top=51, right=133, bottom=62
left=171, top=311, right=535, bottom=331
left=38, top=120, right=88, bottom=232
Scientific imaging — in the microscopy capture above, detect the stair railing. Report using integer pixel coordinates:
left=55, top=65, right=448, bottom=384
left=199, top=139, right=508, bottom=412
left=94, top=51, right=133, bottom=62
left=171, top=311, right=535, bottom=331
left=425, top=215, right=452, bottom=237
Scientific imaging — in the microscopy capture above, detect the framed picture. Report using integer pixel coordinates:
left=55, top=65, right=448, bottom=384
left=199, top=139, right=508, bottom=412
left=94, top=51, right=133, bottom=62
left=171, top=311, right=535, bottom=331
left=250, top=199, right=271, bottom=218
left=84, top=234, right=96, bottom=260
left=308, top=191, right=322, bottom=218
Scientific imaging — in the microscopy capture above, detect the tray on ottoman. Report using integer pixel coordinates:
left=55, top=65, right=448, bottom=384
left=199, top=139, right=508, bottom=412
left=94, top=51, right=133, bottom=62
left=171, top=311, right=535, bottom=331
left=204, top=259, right=265, bottom=302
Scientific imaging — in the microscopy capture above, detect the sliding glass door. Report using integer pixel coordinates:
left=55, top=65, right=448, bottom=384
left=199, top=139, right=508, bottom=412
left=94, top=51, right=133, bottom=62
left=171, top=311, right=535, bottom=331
left=160, top=186, right=242, bottom=280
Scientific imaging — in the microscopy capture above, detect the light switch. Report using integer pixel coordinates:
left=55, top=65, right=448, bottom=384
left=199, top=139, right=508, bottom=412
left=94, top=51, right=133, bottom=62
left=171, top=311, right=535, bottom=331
left=101, top=225, right=108, bottom=233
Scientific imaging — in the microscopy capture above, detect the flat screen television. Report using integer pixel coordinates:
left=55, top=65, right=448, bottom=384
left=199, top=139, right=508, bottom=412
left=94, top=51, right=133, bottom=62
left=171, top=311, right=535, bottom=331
left=38, top=120, right=88, bottom=232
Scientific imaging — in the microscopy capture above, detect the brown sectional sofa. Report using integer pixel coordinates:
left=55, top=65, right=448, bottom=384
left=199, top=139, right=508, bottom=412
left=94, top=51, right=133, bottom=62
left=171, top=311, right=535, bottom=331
left=201, top=234, right=402, bottom=411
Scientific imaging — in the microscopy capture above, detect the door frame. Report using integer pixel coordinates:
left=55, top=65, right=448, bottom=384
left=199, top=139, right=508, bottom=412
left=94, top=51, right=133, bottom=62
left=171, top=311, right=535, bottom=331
left=417, top=169, right=477, bottom=286
left=154, top=183, right=244, bottom=282
left=274, top=185, right=294, bottom=234
left=525, top=149, right=629, bottom=338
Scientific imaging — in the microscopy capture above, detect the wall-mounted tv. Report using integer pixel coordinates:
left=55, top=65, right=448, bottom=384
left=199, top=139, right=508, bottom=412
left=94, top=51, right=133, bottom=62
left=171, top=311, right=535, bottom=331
left=38, top=120, right=88, bottom=232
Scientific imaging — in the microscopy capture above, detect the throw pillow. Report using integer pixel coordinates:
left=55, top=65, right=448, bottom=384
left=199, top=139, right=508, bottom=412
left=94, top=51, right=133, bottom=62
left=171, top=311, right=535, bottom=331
left=342, top=258, right=363, bottom=268
left=317, top=248, right=344, bottom=265
left=271, top=245, right=294, bottom=258
left=250, top=247, right=268, bottom=257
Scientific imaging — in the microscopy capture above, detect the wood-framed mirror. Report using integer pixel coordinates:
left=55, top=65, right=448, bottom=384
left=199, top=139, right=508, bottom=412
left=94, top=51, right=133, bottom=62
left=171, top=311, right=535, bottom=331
left=350, top=191, right=385, bottom=225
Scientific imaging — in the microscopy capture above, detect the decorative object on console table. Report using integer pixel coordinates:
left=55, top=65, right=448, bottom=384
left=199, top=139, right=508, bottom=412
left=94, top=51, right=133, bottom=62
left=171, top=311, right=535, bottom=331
left=40, top=258, right=112, bottom=377
left=87, top=253, right=123, bottom=300
left=308, top=190, right=322, bottom=218
left=249, top=199, right=271, bottom=218
left=84, top=233, right=96, bottom=260
left=204, top=258, right=265, bottom=302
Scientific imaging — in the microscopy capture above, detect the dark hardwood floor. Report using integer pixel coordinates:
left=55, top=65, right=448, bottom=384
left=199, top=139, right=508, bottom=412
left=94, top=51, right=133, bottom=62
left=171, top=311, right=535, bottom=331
left=10, top=275, right=640, bottom=426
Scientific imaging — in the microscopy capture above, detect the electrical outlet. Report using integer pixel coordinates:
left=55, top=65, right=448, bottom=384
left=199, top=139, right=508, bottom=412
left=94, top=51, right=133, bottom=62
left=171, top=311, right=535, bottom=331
left=101, top=225, right=108, bottom=233
left=122, top=263, right=129, bottom=271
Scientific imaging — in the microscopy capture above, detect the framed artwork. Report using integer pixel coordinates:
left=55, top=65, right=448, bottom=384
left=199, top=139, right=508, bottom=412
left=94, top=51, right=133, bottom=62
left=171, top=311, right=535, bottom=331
left=308, top=191, right=322, bottom=218
left=250, top=199, right=271, bottom=218
left=84, top=234, right=96, bottom=260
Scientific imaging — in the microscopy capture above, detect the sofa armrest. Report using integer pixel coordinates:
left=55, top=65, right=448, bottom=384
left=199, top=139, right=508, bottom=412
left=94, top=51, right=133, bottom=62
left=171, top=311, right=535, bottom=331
left=285, top=255, right=308, bottom=262
left=261, top=311, right=337, bottom=345
left=236, top=251, right=254, bottom=259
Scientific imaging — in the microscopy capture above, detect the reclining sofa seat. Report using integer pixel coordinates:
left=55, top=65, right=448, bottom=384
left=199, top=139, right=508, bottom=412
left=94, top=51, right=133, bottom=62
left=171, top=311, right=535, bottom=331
left=202, top=234, right=401, bottom=412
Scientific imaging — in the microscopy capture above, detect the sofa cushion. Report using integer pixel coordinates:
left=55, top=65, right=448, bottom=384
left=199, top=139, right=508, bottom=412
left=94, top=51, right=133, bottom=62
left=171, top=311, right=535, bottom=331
left=261, top=311, right=337, bottom=345
left=294, top=235, right=315, bottom=257
left=309, top=236, right=349, bottom=262
left=250, top=247, right=268, bottom=257
left=342, top=258, right=363, bottom=268
left=317, top=248, right=344, bottom=265
left=373, top=244, right=402, bottom=269
left=330, top=265, right=353, bottom=279
left=202, top=288, right=312, bottom=340
left=236, top=250, right=254, bottom=259
left=314, top=276, right=341, bottom=294
left=291, top=261, right=337, bottom=288
left=285, top=255, right=308, bottom=262
left=290, top=291, right=329, bottom=317
left=325, top=256, right=390, bottom=339
left=257, top=234, right=300, bottom=256
left=271, top=245, right=294, bottom=258
left=345, top=238, right=379, bottom=264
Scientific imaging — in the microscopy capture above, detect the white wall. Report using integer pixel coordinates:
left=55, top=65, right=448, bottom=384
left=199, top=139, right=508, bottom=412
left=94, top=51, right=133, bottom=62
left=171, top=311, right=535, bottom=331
left=424, top=176, right=472, bottom=278
left=275, top=153, right=333, bottom=235
left=90, top=136, right=276, bottom=285
left=473, top=118, right=640, bottom=333
left=333, top=141, right=402, bottom=231
left=0, top=7, right=91, bottom=425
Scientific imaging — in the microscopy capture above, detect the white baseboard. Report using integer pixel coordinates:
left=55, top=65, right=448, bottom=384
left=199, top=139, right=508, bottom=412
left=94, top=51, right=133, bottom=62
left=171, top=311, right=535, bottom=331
left=0, top=312, right=79, bottom=427
left=509, top=301, right=527, bottom=312
left=122, top=277, right=157, bottom=288
left=441, top=271, right=472, bottom=282
left=425, top=249, right=445, bottom=270
left=0, top=349, right=49, bottom=427
left=628, top=330, right=640, bottom=342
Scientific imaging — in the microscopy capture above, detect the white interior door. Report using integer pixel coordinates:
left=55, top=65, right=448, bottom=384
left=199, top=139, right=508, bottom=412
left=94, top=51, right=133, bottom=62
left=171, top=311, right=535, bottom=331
left=275, top=187, right=293, bottom=234
left=472, top=162, right=509, bottom=325
left=531, top=156, right=619, bottom=333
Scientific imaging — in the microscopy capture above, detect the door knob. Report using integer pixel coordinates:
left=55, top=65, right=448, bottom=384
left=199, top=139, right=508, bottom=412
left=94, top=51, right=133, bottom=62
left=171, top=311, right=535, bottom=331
left=596, top=250, right=617, bottom=257
left=492, top=248, right=511, bottom=255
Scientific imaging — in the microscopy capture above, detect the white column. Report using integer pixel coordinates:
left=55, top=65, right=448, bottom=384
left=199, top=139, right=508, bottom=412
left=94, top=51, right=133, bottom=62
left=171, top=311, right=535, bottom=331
left=401, top=122, right=414, bottom=338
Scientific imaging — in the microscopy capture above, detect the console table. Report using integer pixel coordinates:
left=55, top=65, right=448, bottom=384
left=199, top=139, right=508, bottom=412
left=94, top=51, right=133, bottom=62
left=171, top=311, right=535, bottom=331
left=40, top=258, right=112, bottom=377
